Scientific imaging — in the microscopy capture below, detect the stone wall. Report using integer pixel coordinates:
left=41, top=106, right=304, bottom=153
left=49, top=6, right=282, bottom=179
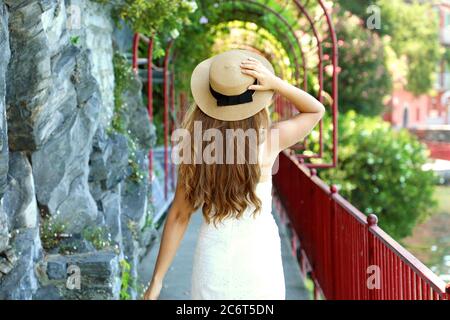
left=0, top=0, right=159, bottom=300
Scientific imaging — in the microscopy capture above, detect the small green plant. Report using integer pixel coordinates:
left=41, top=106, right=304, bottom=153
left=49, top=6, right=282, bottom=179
left=82, top=226, right=112, bottom=250
left=111, top=52, right=135, bottom=134
left=40, top=217, right=68, bottom=251
left=109, top=52, right=147, bottom=184
left=94, top=0, right=196, bottom=60
left=70, top=35, right=80, bottom=46
left=141, top=212, right=154, bottom=232
left=127, top=220, right=139, bottom=241
left=128, top=157, right=145, bottom=183
left=126, top=137, right=146, bottom=183
left=57, top=241, right=79, bottom=255
left=120, top=259, right=138, bottom=300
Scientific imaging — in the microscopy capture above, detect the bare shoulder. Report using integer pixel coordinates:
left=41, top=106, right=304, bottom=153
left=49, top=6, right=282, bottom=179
left=264, top=126, right=282, bottom=159
left=259, top=128, right=281, bottom=180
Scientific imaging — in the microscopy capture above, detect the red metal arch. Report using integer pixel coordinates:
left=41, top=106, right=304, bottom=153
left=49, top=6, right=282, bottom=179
left=223, top=0, right=308, bottom=87
left=132, top=0, right=340, bottom=198
left=132, top=34, right=174, bottom=199
left=198, top=0, right=339, bottom=167
left=233, top=44, right=290, bottom=80
left=214, top=16, right=302, bottom=86
left=130, top=1, right=450, bottom=301
left=293, top=0, right=338, bottom=168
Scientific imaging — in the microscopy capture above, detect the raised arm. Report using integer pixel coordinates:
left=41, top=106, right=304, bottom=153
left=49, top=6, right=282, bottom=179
left=241, top=57, right=325, bottom=152
left=143, top=177, right=195, bottom=300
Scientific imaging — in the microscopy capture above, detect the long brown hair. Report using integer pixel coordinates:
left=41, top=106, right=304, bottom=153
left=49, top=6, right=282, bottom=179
left=177, top=104, right=270, bottom=226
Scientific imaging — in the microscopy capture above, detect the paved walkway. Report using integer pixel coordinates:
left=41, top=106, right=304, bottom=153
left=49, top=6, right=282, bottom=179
left=139, top=204, right=310, bottom=300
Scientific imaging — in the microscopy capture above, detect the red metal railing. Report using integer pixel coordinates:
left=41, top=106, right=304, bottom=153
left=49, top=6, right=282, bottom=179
left=273, top=151, right=450, bottom=300
left=132, top=33, right=174, bottom=199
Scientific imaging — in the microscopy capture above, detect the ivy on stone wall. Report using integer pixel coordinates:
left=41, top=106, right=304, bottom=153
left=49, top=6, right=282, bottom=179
left=94, top=0, right=195, bottom=35
left=94, top=0, right=197, bottom=58
left=111, top=52, right=135, bottom=134
left=110, top=52, right=146, bottom=183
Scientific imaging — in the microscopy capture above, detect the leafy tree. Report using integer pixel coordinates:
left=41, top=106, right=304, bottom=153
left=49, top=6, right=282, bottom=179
left=94, top=0, right=197, bottom=58
left=331, top=10, right=392, bottom=115
left=376, top=0, right=440, bottom=94
left=337, top=0, right=377, bottom=17
left=316, top=112, right=436, bottom=239
left=94, top=0, right=196, bottom=35
left=337, top=0, right=441, bottom=95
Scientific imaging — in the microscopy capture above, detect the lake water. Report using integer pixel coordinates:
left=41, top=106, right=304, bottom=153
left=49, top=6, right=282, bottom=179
left=403, top=186, right=450, bottom=283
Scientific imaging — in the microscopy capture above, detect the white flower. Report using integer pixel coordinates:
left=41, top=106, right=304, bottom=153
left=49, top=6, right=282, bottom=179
left=170, top=29, right=180, bottom=39
left=185, top=0, right=198, bottom=12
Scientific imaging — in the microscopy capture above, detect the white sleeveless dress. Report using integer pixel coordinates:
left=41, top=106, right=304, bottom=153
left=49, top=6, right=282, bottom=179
left=190, top=144, right=285, bottom=300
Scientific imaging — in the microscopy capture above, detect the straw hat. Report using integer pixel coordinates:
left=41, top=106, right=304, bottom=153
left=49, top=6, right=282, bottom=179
left=190, top=49, right=275, bottom=121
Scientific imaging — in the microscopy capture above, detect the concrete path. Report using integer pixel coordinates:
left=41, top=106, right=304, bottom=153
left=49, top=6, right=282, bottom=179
left=139, top=205, right=310, bottom=300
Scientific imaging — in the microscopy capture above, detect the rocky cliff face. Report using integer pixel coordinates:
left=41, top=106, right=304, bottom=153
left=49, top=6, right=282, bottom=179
left=0, top=0, right=161, bottom=300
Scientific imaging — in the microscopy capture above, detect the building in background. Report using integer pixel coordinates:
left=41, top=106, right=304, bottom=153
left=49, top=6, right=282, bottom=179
left=384, top=1, right=450, bottom=161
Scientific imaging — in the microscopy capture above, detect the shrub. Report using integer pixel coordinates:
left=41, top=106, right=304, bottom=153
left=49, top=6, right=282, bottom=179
left=109, top=52, right=146, bottom=183
left=94, top=0, right=196, bottom=59
left=40, top=217, right=68, bottom=251
left=328, top=9, right=392, bottom=116
left=314, top=111, right=436, bottom=239
left=82, top=226, right=112, bottom=250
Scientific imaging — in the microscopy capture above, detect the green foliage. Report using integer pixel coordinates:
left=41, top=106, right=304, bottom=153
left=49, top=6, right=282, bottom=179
left=172, top=9, right=216, bottom=92
left=119, top=259, right=142, bottom=300
left=94, top=0, right=196, bottom=59
left=70, top=36, right=80, bottom=46
left=82, top=226, right=112, bottom=250
left=337, top=0, right=441, bottom=96
left=126, top=138, right=146, bottom=183
left=57, top=242, right=78, bottom=255
left=337, top=0, right=377, bottom=18
left=316, top=112, right=436, bottom=239
left=171, top=0, right=306, bottom=92
left=111, top=52, right=135, bottom=134
left=40, top=217, right=67, bottom=251
left=141, top=213, right=154, bottom=232
left=119, top=259, right=133, bottom=300
left=94, top=0, right=195, bottom=35
left=444, top=47, right=450, bottom=68
left=331, top=11, right=392, bottom=115
left=110, top=52, right=146, bottom=183
left=376, top=0, right=440, bottom=94
left=126, top=219, right=139, bottom=241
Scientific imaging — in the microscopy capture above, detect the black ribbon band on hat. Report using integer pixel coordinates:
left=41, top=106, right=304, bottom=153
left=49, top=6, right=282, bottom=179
left=209, top=79, right=257, bottom=107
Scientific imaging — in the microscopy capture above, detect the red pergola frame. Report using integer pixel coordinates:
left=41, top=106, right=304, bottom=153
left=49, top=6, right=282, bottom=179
left=132, top=0, right=340, bottom=196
